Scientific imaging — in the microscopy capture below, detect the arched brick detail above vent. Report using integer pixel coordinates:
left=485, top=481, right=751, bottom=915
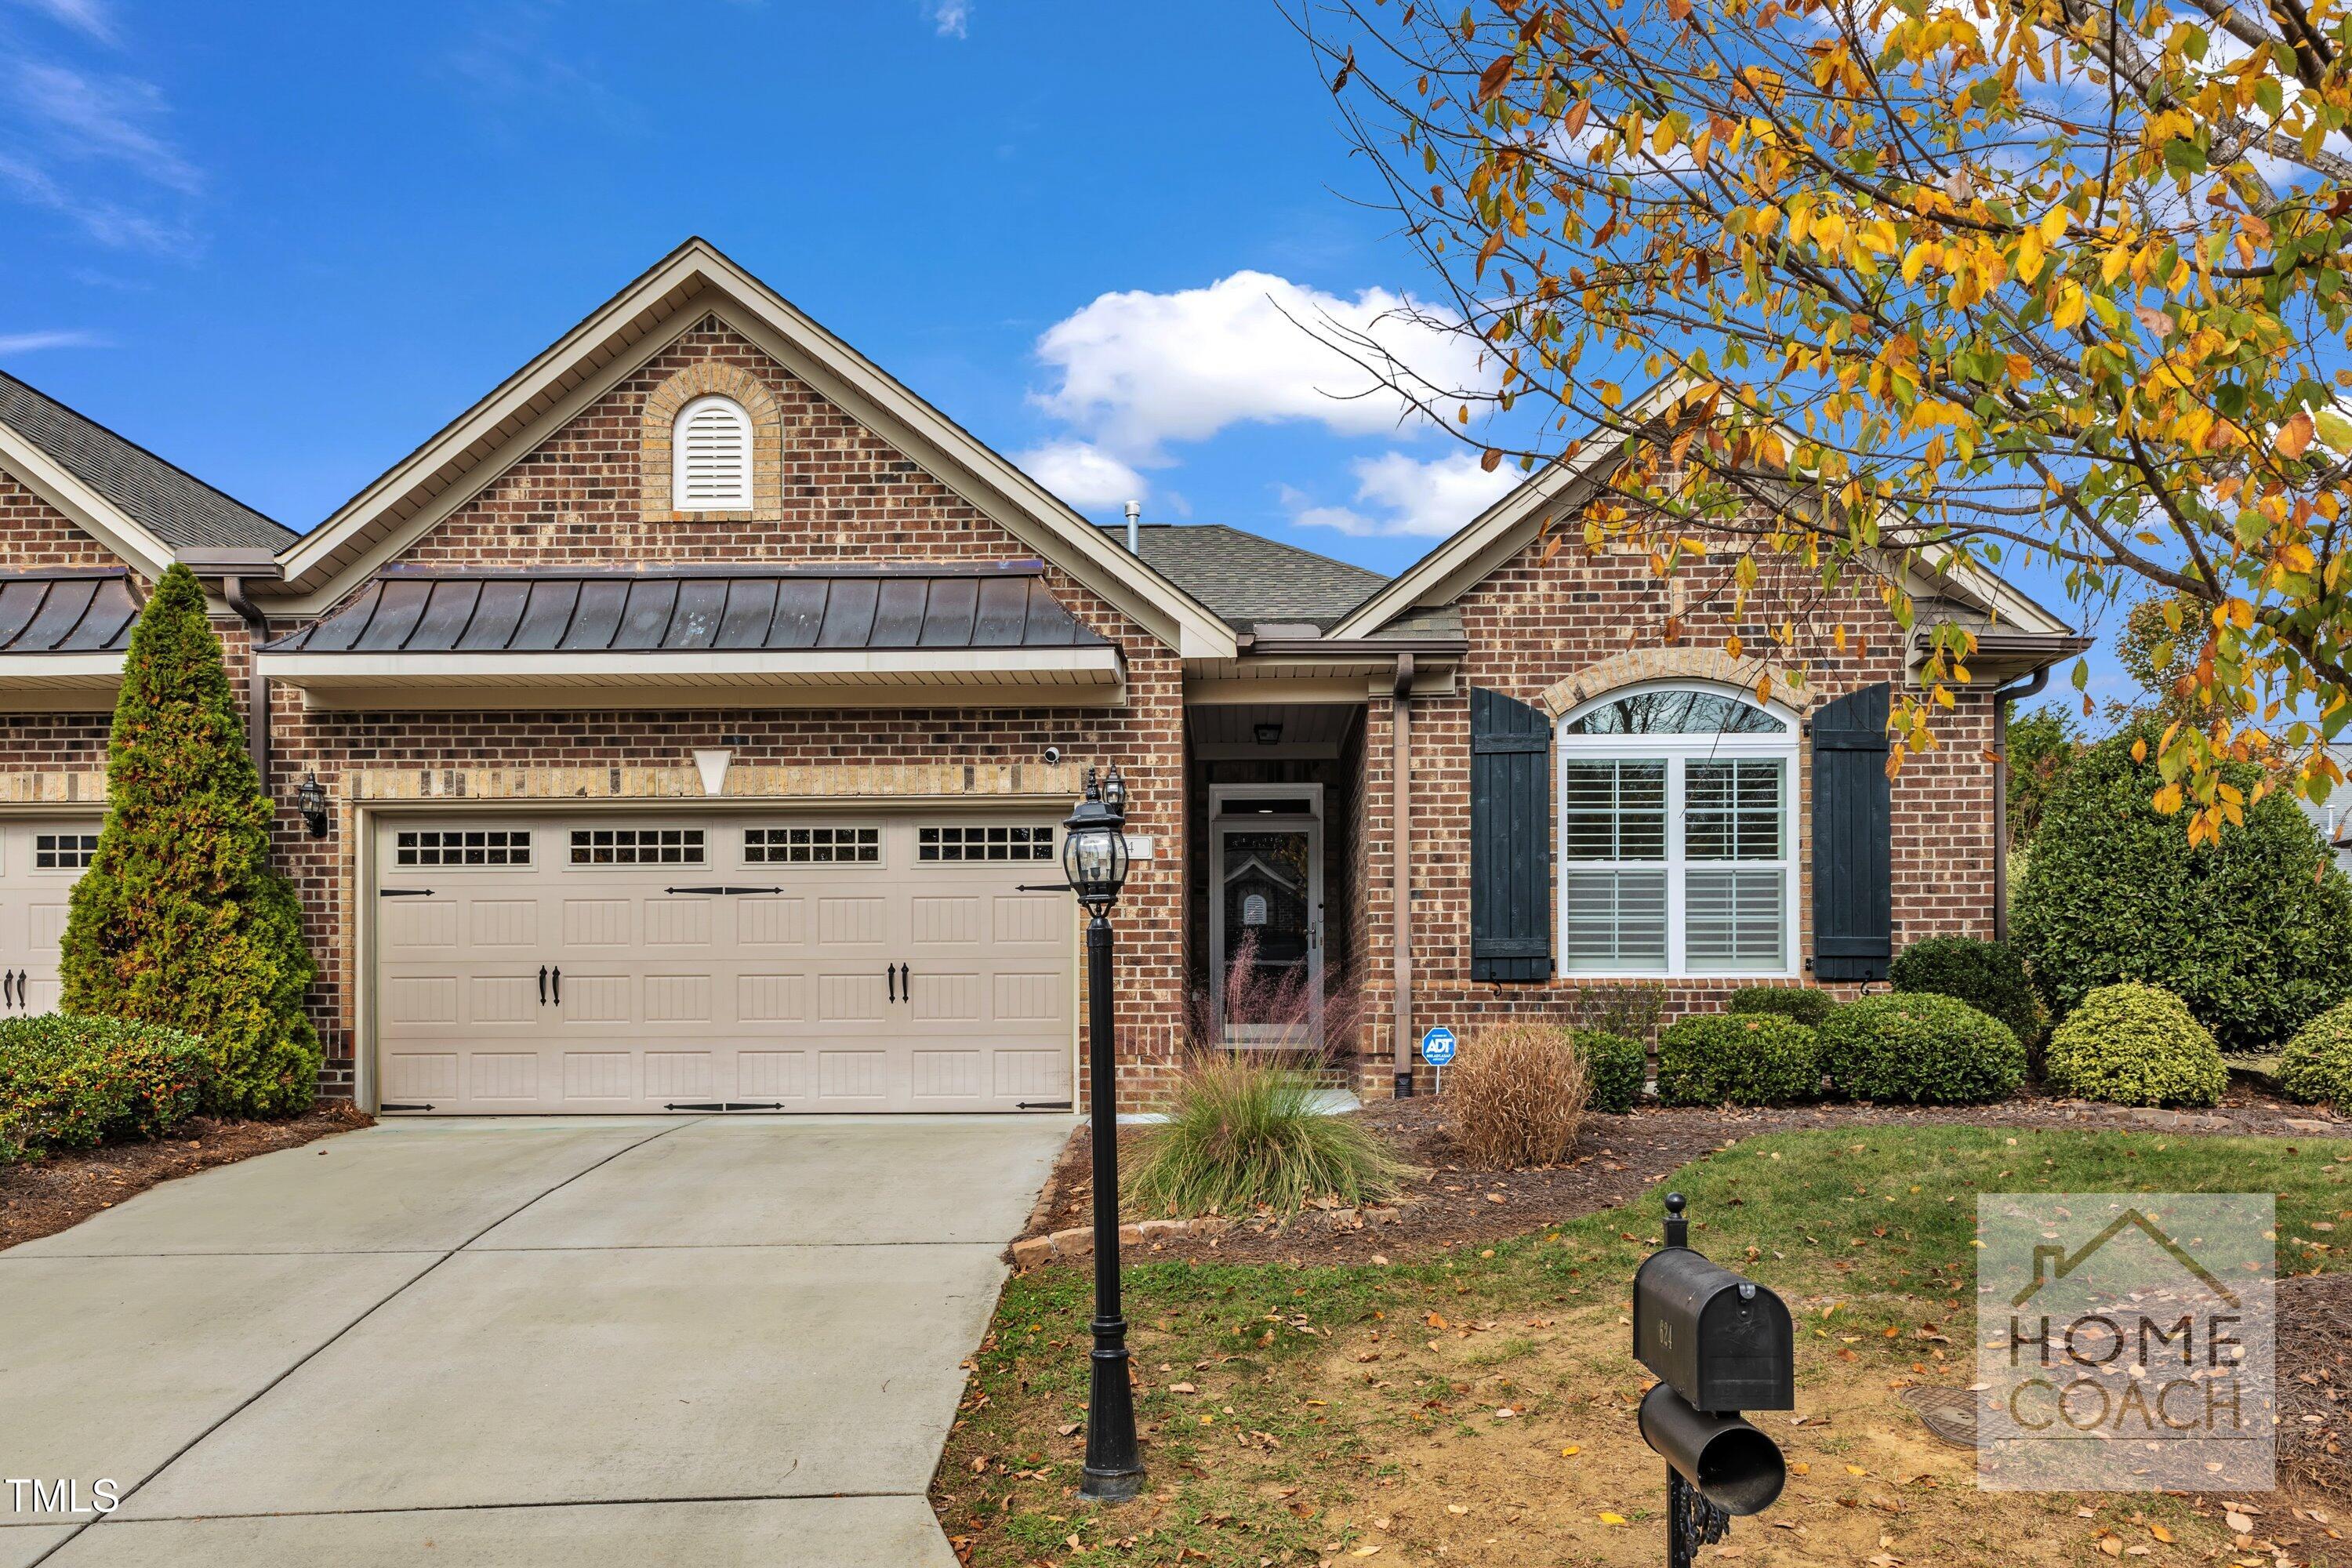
left=639, top=358, right=783, bottom=519
left=1536, top=644, right=1815, bottom=719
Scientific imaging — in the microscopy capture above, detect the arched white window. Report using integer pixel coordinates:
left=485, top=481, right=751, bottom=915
left=672, top=395, right=753, bottom=510
left=1556, top=681, right=1798, bottom=977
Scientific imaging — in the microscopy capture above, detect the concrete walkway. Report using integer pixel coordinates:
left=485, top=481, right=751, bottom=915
left=0, top=1114, right=1068, bottom=1566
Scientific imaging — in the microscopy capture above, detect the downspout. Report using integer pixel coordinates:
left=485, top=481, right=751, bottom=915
left=1390, top=654, right=1415, bottom=1099
left=220, top=576, right=271, bottom=793
left=1990, top=665, right=2051, bottom=945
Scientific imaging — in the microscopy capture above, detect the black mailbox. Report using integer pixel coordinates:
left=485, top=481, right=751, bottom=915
left=1633, top=1203, right=1795, bottom=1414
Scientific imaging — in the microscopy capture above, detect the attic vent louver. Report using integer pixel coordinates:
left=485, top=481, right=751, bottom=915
left=673, top=395, right=752, bottom=510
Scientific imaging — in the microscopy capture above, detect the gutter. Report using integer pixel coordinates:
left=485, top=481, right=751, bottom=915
left=1990, top=664, right=2053, bottom=945
left=178, top=550, right=283, bottom=791
left=1242, top=636, right=1468, bottom=659
left=1391, top=654, right=1416, bottom=1099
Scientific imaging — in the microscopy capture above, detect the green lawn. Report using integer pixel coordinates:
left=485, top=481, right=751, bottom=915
left=935, top=1127, right=2352, bottom=1566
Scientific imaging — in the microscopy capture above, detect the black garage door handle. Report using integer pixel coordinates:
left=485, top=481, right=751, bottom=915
left=551, top=967, right=561, bottom=1005
left=539, top=965, right=547, bottom=1006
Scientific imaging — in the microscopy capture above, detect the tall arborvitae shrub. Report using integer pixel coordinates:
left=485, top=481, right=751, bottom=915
left=59, top=564, right=320, bottom=1116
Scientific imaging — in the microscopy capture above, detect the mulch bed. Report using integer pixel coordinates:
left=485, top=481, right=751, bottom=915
left=1021, top=1084, right=2347, bottom=1268
left=2280, top=1271, right=2351, bottom=1508
left=0, top=1105, right=373, bottom=1252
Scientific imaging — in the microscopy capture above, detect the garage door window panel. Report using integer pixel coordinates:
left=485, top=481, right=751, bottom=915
left=916, top=824, right=1054, bottom=862
left=745, top=826, right=880, bottom=865
left=394, top=828, right=533, bottom=868
left=569, top=827, right=706, bottom=866
left=34, top=832, right=99, bottom=870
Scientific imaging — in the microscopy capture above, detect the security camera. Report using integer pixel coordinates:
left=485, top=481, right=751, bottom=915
left=1043, top=746, right=1063, bottom=765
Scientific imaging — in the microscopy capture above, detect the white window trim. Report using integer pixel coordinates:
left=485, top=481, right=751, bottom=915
left=671, top=394, right=753, bottom=511
left=1555, top=680, right=1800, bottom=979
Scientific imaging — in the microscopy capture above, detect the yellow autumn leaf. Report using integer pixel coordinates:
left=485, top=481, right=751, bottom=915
left=2016, top=226, right=2045, bottom=283
left=1599, top=1512, right=1630, bottom=1526
left=2278, top=410, right=2315, bottom=458
left=2131, top=739, right=2147, bottom=761
left=2052, top=283, right=2089, bottom=331
left=1561, top=1445, right=1582, bottom=1457
left=1845, top=1464, right=1869, bottom=1475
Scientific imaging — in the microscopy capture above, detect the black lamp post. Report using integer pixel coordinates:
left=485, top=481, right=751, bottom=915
left=295, top=771, right=330, bottom=838
left=1062, top=764, right=1142, bottom=1501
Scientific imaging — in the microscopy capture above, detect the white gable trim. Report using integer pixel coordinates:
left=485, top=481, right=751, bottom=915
left=0, top=422, right=176, bottom=578
left=276, top=240, right=1236, bottom=658
left=1330, top=379, right=2071, bottom=641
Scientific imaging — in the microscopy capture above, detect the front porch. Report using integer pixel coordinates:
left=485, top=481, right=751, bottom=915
left=1181, top=699, right=1368, bottom=1080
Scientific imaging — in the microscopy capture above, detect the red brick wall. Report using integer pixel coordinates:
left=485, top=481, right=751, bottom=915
left=1350, top=539, right=2000, bottom=1094
left=265, top=317, right=1192, bottom=1108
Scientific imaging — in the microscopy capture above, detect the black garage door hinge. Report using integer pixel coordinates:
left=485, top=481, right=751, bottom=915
left=378, top=887, right=434, bottom=898
left=662, top=885, right=784, bottom=896
left=663, top=1102, right=787, bottom=1112
left=1017, top=1100, right=1075, bottom=1111
left=379, top=1102, right=435, bottom=1112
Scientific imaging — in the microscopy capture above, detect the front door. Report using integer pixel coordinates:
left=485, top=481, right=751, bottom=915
left=1208, top=789, right=1323, bottom=1050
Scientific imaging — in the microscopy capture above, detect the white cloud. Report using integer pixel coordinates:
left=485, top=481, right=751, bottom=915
left=7, top=61, right=199, bottom=192
left=929, top=1, right=970, bottom=37
left=0, top=151, right=191, bottom=251
left=5, top=0, right=114, bottom=42
left=1030, top=270, right=1497, bottom=462
left=1016, top=440, right=1146, bottom=509
left=0, top=328, right=104, bottom=354
left=1290, top=449, right=1521, bottom=538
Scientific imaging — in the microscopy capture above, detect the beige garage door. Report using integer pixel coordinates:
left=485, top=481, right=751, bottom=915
left=372, top=813, right=1075, bottom=1114
left=0, top=819, right=99, bottom=1017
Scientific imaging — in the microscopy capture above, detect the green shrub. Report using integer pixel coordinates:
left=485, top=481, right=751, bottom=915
left=2279, top=1000, right=2352, bottom=1109
left=59, top=564, right=320, bottom=1116
left=1725, top=986, right=1838, bottom=1028
left=1657, top=1014, right=1822, bottom=1105
left=2043, top=982, right=2227, bottom=1107
left=1125, top=1057, right=1403, bottom=1218
left=1817, top=993, right=2026, bottom=1105
left=0, top=1014, right=211, bottom=1159
left=2013, top=720, right=2352, bottom=1052
left=1889, top=936, right=2045, bottom=1047
left=1579, top=1029, right=1647, bottom=1113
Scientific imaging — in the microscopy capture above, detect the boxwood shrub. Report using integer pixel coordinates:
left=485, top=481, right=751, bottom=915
left=1577, top=1029, right=1647, bottom=1113
left=2279, top=1000, right=2352, bottom=1109
left=1888, top=936, right=2045, bottom=1047
left=1817, top=993, right=2026, bottom=1105
left=1724, top=986, right=1838, bottom=1029
left=0, top=1014, right=212, bottom=1161
left=2042, top=982, right=2227, bottom=1107
left=1657, top=1014, right=1821, bottom=1105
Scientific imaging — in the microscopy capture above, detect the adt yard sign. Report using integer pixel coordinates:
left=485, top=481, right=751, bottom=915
left=1419, top=1026, right=1457, bottom=1065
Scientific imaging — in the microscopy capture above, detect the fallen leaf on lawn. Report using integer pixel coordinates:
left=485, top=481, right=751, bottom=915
left=1790, top=1463, right=1811, bottom=1475
left=1599, top=1513, right=1630, bottom=1526
left=1426, top=1312, right=1449, bottom=1329
left=1351, top=1547, right=1381, bottom=1558
left=1494, top=1407, right=1519, bottom=1419
left=1446, top=1504, right=1469, bottom=1515
left=2226, top=1512, right=2253, bottom=1534
left=1846, top=1465, right=1869, bottom=1476
left=1561, top=1445, right=1581, bottom=1457
left=1169, top=1382, right=1198, bottom=1395
left=2151, top=1525, right=2174, bottom=1543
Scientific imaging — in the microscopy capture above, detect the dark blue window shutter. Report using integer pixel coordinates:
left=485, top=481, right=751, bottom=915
left=1471, top=687, right=1552, bottom=983
left=1809, top=682, right=1893, bottom=981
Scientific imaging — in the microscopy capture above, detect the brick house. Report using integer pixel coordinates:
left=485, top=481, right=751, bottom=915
left=0, top=240, right=2085, bottom=1112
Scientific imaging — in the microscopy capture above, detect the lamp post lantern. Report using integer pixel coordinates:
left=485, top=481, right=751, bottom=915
left=1062, top=765, right=1142, bottom=1501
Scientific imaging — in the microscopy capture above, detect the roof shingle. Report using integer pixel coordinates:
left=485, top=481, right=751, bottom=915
left=0, top=370, right=296, bottom=554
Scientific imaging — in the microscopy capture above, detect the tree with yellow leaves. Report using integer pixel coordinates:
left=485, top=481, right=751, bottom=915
left=1304, top=0, right=2352, bottom=837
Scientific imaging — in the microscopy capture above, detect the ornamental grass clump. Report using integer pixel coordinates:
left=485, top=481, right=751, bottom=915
left=1446, top=1020, right=1592, bottom=1168
left=58, top=565, right=320, bottom=1117
left=1817, top=993, right=2026, bottom=1105
left=2043, top=982, right=2227, bottom=1107
left=2279, top=1000, right=2352, bottom=1109
left=1123, top=1055, right=1403, bottom=1218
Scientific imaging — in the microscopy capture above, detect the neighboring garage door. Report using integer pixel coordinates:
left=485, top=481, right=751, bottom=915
left=372, top=813, right=1074, bottom=1114
left=0, top=819, right=99, bottom=1017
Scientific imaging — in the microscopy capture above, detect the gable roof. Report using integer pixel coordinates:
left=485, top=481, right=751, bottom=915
left=0, top=370, right=295, bottom=561
left=1327, top=379, right=2074, bottom=645
left=275, top=238, right=1237, bottom=659
left=1124, top=524, right=1384, bottom=630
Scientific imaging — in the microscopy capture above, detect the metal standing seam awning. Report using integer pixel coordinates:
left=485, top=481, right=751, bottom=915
left=254, top=561, right=1127, bottom=710
left=0, top=569, right=141, bottom=711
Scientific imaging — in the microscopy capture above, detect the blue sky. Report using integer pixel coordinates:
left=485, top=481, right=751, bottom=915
left=0, top=0, right=2129, bottom=710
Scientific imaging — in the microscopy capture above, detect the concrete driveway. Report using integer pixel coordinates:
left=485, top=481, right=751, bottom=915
left=0, top=1114, right=1067, bottom=1567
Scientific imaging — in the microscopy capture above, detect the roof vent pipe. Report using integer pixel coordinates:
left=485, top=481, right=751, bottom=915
left=1123, top=499, right=1141, bottom=554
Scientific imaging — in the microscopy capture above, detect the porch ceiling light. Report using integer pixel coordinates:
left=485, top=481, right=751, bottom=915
left=1062, top=766, right=1131, bottom=915
left=1253, top=721, right=1283, bottom=746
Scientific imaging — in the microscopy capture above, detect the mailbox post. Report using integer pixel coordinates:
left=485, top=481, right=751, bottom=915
left=1632, top=1192, right=1794, bottom=1566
